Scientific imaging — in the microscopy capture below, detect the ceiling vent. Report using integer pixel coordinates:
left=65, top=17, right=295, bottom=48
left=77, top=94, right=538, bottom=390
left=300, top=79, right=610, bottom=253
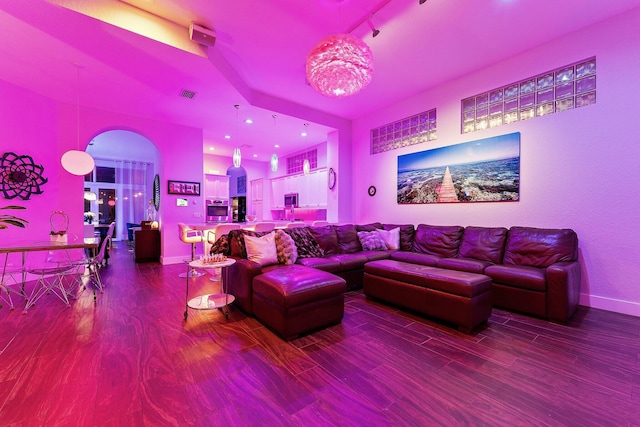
left=189, top=23, right=216, bottom=47
left=180, top=89, right=196, bottom=99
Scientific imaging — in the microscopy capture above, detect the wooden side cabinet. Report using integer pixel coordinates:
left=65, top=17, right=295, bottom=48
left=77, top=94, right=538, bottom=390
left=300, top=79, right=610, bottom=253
left=134, top=229, right=160, bottom=262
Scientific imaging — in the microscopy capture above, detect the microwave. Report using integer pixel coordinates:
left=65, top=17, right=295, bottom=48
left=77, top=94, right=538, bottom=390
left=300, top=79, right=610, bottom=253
left=284, top=193, right=299, bottom=208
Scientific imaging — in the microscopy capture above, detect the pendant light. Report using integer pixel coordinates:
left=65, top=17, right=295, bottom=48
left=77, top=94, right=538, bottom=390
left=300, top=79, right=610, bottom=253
left=302, top=123, right=310, bottom=175
left=61, top=64, right=95, bottom=176
left=232, top=104, right=242, bottom=168
left=270, top=114, right=278, bottom=172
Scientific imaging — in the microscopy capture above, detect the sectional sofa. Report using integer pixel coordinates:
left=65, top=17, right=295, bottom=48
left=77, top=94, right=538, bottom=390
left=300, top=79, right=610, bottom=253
left=213, top=222, right=580, bottom=336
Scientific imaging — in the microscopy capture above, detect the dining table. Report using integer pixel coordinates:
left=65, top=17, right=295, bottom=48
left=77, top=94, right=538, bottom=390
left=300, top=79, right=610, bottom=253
left=0, top=237, right=100, bottom=308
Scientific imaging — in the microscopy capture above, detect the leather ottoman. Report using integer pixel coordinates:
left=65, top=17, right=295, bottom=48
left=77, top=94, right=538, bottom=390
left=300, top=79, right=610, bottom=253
left=364, top=259, right=492, bottom=333
left=252, top=265, right=347, bottom=340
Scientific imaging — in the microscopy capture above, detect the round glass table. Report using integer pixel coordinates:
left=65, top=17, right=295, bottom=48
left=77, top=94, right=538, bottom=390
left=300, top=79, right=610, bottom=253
left=184, top=258, right=236, bottom=320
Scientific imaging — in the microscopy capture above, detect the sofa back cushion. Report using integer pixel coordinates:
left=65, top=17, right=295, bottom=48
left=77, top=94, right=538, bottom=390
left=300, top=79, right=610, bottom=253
left=282, top=227, right=325, bottom=258
left=412, top=224, right=463, bottom=257
left=335, top=224, right=362, bottom=253
left=503, top=227, right=578, bottom=267
left=356, top=222, right=383, bottom=232
left=458, top=226, right=508, bottom=263
left=309, top=225, right=340, bottom=255
left=383, top=224, right=415, bottom=251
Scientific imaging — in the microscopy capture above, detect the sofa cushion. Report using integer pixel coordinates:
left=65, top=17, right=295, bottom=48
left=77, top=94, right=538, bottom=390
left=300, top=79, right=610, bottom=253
left=309, top=225, right=340, bottom=255
left=357, top=231, right=388, bottom=251
left=458, top=226, right=508, bottom=264
left=485, top=264, right=547, bottom=291
left=437, top=257, right=493, bottom=274
left=355, top=222, right=383, bottom=232
left=376, top=227, right=400, bottom=250
left=296, top=256, right=342, bottom=272
left=244, top=232, right=278, bottom=267
left=390, top=250, right=439, bottom=267
left=412, top=224, right=463, bottom=257
left=335, top=224, right=362, bottom=253
left=502, top=227, right=578, bottom=267
left=275, top=229, right=298, bottom=265
left=383, top=224, right=415, bottom=251
left=332, top=253, right=370, bottom=270
left=283, top=227, right=325, bottom=258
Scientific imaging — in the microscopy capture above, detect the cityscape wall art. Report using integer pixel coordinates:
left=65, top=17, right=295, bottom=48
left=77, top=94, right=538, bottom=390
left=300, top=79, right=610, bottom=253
left=397, top=132, right=520, bottom=204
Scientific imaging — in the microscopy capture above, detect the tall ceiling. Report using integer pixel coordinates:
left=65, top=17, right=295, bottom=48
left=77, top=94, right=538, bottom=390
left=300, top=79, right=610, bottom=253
left=1, top=0, right=639, bottom=160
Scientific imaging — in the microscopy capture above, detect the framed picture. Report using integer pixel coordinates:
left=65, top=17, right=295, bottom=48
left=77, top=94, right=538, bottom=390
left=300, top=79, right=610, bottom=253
left=397, top=132, right=520, bottom=204
left=168, top=180, right=200, bottom=196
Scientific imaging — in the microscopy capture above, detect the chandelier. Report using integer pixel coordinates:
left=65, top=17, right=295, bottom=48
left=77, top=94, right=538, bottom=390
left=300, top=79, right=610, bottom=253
left=305, top=33, right=374, bottom=98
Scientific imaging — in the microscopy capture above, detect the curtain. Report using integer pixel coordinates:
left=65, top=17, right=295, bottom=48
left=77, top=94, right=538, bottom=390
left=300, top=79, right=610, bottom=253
left=116, top=160, right=151, bottom=241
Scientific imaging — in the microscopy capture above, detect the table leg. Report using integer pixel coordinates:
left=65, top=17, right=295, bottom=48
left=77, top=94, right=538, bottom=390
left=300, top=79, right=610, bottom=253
left=184, top=262, right=190, bottom=321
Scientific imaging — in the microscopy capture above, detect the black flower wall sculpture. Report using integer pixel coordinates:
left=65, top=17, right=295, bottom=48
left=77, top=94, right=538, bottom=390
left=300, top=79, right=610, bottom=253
left=0, top=152, right=48, bottom=200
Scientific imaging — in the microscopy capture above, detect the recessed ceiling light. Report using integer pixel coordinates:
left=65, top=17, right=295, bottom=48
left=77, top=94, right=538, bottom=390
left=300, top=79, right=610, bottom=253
left=209, top=147, right=215, bottom=151
left=252, top=154, right=258, bottom=158
left=224, top=135, right=231, bottom=139
left=245, top=119, right=253, bottom=124
left=301, top=131, right=307, bottom=137
left=274, top=144, right=280, bottom=148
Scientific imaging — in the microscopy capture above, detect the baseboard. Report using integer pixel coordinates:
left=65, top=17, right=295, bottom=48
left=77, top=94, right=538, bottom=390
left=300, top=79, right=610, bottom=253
left=161, top=256, right=190, bottom=266
left=580, top=293, right=640, bottom=317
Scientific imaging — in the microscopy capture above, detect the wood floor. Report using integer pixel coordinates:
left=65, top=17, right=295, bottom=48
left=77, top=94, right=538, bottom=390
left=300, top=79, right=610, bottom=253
left=1, top=242, right=639, bottom=426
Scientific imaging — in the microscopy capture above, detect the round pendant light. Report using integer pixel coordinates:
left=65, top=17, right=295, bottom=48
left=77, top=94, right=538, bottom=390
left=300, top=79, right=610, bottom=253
left=306, top=33, right=374, bottom=98
left=62, top=150, right=95, bottom=176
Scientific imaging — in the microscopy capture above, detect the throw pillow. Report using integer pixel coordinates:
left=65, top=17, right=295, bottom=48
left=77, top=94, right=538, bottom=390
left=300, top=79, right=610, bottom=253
left=244, top=231, right=278, bottom=266
left=208, top=234, right=230, bottom=256
left=228, top=229, right=271, bottom=258
left=376, top=227, right=400, bottom=250
left=357, top=231, right=388, bottom=251
left=283, top=227, right=324, bottom=258
left=275, top=229, right=298, bottom=265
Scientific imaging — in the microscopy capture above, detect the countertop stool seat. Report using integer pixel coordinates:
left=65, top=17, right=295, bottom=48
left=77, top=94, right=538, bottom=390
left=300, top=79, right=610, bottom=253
left=252, top=265, right=346, bottom=341
left=178, top=223, right=204, bottom=278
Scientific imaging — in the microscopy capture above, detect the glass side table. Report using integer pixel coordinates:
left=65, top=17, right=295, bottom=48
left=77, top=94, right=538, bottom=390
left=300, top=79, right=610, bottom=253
left=184, top=258, right=236, bottom=320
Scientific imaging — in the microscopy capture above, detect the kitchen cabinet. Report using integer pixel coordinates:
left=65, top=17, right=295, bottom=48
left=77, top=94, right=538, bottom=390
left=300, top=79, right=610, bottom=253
left=270, top=169, right=328, bottom=209
left=204, top=174, right=229, bottom=200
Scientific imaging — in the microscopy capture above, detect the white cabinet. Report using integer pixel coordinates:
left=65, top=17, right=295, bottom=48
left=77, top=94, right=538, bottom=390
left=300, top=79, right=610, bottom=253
left=270, top=169, right=328, bottom=209
left=204, top=174, right=229, bottom=200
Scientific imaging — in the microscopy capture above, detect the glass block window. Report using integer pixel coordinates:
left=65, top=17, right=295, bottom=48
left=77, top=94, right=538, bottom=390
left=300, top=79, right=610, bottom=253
left=370, top=108, right=436, bottom=154
left=286, top=149, right=317, bottom=175
left=461, top=57, right=596, bottom=134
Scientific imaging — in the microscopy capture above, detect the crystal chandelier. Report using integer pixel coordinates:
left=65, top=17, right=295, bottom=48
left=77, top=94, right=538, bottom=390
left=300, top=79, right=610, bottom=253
left=305, top=33, right=374, bottom=98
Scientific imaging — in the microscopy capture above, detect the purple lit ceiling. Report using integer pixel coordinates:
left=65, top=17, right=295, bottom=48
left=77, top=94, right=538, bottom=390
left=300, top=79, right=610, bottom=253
left=1, top=0, right=639, bottom=159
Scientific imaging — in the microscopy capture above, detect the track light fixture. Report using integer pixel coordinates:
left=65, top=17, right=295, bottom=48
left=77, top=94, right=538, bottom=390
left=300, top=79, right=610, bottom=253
left=366, top=19, right=380, bottom=38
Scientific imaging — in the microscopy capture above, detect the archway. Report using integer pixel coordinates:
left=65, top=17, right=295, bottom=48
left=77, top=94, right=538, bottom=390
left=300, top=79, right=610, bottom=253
left=86, top=129, right=160, bottom=241
left=227, top=165, right=246, bottom=222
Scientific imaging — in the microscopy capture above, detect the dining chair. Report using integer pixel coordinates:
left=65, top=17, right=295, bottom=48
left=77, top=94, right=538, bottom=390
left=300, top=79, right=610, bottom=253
left=24, top=242, right=76, bottom=313
left=178, top=223, right=205, bottom=278
left=0, top=253, right=23, bottom=310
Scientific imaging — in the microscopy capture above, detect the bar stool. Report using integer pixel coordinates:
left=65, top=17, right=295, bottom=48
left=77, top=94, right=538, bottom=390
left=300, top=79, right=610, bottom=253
left=178, top=223, right=204, bottom=278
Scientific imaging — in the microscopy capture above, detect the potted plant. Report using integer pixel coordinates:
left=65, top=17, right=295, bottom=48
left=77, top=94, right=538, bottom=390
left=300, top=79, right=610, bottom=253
left=0, top=205, right=28, bottom=230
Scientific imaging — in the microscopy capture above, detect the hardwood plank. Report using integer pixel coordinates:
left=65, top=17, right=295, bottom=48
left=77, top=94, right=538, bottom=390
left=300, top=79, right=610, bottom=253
left=1, top=241, right=639, bottom=426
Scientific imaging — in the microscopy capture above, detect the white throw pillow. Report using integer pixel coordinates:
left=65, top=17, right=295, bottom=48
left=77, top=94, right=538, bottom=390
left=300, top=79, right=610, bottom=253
left=376, top=227, right=400, bottom=250
left=244, top=231, right=278, bottom=266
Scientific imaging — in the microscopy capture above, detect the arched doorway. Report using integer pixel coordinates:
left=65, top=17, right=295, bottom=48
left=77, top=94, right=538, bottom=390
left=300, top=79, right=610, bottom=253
left=85, top=130, right=159, bottom=241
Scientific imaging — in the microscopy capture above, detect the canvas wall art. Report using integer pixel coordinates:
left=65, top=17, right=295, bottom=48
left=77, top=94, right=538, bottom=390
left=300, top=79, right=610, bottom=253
left=397, top=132, right=520, bottom=204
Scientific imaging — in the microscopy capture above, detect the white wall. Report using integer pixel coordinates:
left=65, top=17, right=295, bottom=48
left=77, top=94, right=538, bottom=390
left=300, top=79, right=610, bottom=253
left=351, top=9, right=640, bottom=316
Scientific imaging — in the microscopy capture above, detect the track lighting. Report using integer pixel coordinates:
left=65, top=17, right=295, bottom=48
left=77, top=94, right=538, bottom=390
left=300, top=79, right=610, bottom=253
left=366, top=19, right=380, bottom=38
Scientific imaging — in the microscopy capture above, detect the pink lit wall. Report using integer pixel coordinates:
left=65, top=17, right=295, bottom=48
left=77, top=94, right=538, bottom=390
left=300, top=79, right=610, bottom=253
left=0, top=80, right=205, bottom=264
left=351, top=8, right=640, bottom=316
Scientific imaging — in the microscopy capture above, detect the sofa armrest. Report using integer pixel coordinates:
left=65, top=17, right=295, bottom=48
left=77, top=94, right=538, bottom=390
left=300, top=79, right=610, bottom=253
left=227, top=257, right=263, bottom=315
left=546, top=261, right=581, bottom=323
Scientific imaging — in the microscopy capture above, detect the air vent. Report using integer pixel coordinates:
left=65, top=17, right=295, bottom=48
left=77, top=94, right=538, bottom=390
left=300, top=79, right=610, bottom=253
left=180, top=89, right=196, bottom=99
left=241, top=144, right=252, bottom=149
